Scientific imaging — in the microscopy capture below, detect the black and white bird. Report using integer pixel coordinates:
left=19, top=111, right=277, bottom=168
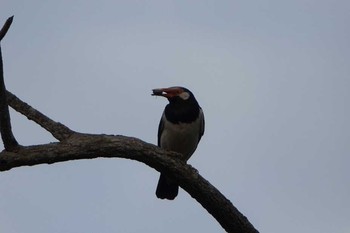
left=152, top=86, right=205, bottom=200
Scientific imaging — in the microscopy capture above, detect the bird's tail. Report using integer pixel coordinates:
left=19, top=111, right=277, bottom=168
left=156, top=173, right=179, bottom=200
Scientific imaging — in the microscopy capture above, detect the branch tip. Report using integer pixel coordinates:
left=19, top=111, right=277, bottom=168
left=0, top=16, right=14, bottom=41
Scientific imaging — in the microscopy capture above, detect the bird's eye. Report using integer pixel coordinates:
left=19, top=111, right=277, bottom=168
left=179, top=91, right=190, bottom=100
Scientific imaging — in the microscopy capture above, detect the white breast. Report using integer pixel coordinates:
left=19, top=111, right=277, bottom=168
left=160, top=113, right=202, bottom=160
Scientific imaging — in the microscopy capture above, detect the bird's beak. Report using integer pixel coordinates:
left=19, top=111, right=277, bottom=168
left=152, top=87, right=181, bottom=98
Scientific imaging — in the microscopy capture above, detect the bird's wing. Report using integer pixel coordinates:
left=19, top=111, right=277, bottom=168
left=157, top=112, right=165, bottom=147
left=198, top=108, right=205, bottom=142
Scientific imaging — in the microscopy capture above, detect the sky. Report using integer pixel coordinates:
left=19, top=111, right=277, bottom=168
left=0, top=1, right=349, bottom=232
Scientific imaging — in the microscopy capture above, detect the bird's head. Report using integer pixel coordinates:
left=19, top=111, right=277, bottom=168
left=152, top=86, right=202, bottom=124
left=152, top=86, right=194, bottom=103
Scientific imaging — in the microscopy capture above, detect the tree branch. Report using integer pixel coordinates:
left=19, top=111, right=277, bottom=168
left=6, top=91, right=75, bottom=141
left=2, top=90, right=259, bottom=232
left=0, top=16, right=19, bottom=151
left=0, top=133, right=258, bottom=233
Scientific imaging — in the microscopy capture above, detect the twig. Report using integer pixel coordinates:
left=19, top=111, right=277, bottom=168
left=0, top=16, right=14, bottom=41
left=6, top=91, right=75, bottom=141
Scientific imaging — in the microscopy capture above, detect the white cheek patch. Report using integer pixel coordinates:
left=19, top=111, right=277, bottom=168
left=179, top=91, right=190, bottom=100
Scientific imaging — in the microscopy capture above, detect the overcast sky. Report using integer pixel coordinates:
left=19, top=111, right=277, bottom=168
left=1, top=1, right=349, bottom=233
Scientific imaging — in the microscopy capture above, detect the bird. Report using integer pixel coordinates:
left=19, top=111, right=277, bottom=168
left=152, top=86, right=205, bottom=200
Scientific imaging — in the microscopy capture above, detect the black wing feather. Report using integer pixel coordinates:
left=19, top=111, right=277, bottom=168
left=157, top=112, right=165, bottom=147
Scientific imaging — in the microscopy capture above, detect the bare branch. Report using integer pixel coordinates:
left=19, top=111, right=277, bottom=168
left=0, top=16, right=14, bottom=41
left=6, top=91, right=76, bottom=141
left=0, top=46, right=19, bottom=151
left=0, top=133, right=259, bottom=233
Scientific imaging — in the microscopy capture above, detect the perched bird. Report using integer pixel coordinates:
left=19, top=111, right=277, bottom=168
left=152, top=86, right=205, bottom=200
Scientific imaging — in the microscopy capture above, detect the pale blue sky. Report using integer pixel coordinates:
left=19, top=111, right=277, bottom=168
left=1, top=1, right=349, bottom=232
